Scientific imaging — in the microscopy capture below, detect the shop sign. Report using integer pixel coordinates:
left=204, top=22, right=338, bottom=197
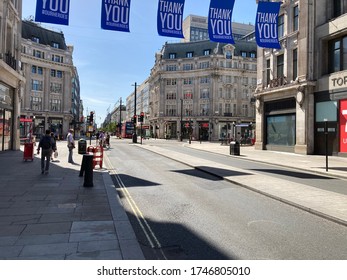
left=340, top=100, right=347, bottom=153
left=332, top=76, right=347, bottom=87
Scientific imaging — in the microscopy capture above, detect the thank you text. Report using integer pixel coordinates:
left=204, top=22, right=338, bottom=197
left=157, top=0, right=185, bottom=38
left=255, top=1, right=281, bottom=49
left=101, top=0, right=131, bottom=32
left=35, top=0, right=70, bottom=25
left=208, top=0, right=235, bottom=44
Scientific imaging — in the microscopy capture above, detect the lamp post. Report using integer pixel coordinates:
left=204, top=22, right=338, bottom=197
left=180, top=98, right=183, bottom=141
left=119, top=98, right=122, bottom=137
left=132, top=83, right=137, bottom=143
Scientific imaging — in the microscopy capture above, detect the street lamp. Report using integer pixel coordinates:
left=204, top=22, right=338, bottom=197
left=180, top=98, right=183, bottom=141
left=132, top=83, right=138, bottom=143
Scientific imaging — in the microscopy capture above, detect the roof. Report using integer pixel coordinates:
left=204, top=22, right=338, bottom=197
left=161, top=39, right=257, bottom=59
left=22, top=20, right=67, bottom=50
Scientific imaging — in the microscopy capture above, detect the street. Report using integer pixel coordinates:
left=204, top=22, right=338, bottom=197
left=104, top=138, right=347, bottom=260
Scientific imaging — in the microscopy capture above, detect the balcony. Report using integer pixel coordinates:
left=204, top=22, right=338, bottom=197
left=3, top=52, right=17, bottom=70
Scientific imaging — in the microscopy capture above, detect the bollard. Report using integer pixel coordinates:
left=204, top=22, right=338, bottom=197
left=79, top=154, right=94, bottom=187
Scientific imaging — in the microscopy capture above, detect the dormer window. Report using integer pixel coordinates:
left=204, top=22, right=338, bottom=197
left=186, top=52, right=193, bottom=58
left=203, top=49, right=210, bottom=56
left=169, top=53, right=176, bottom=59
left=31, top=36, right=40, bottom=43
left=52, top=42, right=60, bottom=49
left=226, top=50, right=232, bottom=59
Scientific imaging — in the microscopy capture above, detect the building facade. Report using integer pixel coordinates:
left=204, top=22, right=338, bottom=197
left=182, top=14, right=255, bottom=42
left=0, top=0, right=25, bottom=151
left=149, top=40, right=257, bottom=141
left=314, top=0, right=347, bottom=156
left=20, top=20, right=80, bottom=140
left=255, top=0, right=347, bottom=157
left=126, top=79, right=150, bottom=137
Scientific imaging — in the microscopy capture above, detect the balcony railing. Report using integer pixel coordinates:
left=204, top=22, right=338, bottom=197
left=269, top=76, right=287, bottom=88
left=3, top=52, right=17, bottom=70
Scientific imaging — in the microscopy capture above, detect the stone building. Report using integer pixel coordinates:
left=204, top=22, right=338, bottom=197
left=20, top=20, right=80, bottom=139
left=0, top=0, right=25, bottom=151
left=149, top=40, right=257, bottom=141
left=255, top=0, right=347, bottom=156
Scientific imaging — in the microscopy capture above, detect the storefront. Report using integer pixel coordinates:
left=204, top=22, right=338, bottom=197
left=314, top=92, right=347, bottom=156
left=314, top=72, right=347, bottom=156
left=264, top=98, right=296, bottom=152
left=0, top=83, right=14, bottom=151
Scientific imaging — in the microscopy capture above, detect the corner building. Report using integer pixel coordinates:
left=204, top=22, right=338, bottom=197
left=149, top=40, right=257, bottom=141
left=20, top=20, right=80, bottom=139
left=255, top=0, right=347, bottom=157
left=0, top=0, right=24, bottom=151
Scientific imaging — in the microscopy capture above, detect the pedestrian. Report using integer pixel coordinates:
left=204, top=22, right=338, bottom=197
left=50, top=132, right=57, bottom=161
left=67, top=128, right=75, bottom=164
left=37, top=129, right=56, bottom=174
left=105, top=132, right=110, bottom=148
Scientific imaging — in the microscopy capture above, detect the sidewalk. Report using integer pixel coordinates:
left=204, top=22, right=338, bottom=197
left=138, top=139, right=347, bottom=226
left=0, top=141, right=144, bottom=260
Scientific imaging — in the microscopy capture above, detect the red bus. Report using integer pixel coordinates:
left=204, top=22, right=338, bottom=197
left=121, top=122, right=134, bottom=138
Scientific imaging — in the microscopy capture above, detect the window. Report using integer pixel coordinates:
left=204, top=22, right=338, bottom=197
left=30, top=96, right=42, bottom=111
left=200, top=76, right=210, bottom=84
left=166, top=79, right=177, bottom=86
left=293, top=48, right=298, bottom=80
left=165, top=104, right=176, bottom=116
left=226, top=50, right=232, bottom=59
left=50, top=83, right=62, bottom=93
left=186, top=52, right=193, bottom=58
left=184, top=104, right=193, bottom=116
left=293, top=6, right=299, bottom=32
left=31, top=80, right=43, bottom=91
left=169, top=53, right=176, bottom=59
left=241, top=51, right=247, bottom=58
left=51, top=69, right=56, bottom=77
left=183, top=78, right=193, bottom=85
left=50, top=99, right=61, bottom=111
left=183, top=64, right=193, bottom=70
left=184, top=90, right=193, bottom=99
left=57, top=70, right=63, bottom=78
left=225, top=104, right=231, bottom=114
left=33, top=50, right=44, bottom=59
left=31, top=36, right=40, bottom=43
left=166, top=92, right=176, bottom=100
left=250, top=52, right=256, bottom=58
left=277, top=54, right=284, bottom=78
left=329, top=36, right=347, bottom=73
left=203, top=49, right=211, bottom=56
left=278, top=14, right=284, bottom=38
left=200, top=88, right=209, bottom=99
left=333, top=0, right=342, bottom=18
left=242, top=104, right=248, bottom=116
left=166, top=65, right=177, bottom=71
left=52, top=42, right=60, bottom=49
left=200, top=104, right=209, bottom=116
left=200, top=61, right=209, bottom=69
left=226, top=88, right=232, bottom=99
left=52, top=54, right=63, bottom=63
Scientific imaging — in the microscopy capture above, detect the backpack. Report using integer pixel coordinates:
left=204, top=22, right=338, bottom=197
left=41, top=136, right=52, bottom=150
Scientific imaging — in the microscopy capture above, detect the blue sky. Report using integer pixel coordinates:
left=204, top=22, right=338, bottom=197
left=22, top=0, right=257, bottom=126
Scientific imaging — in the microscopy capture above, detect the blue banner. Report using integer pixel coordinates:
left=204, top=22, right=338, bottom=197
left=101, top=0, right=131, bottom=32
left=35, top=0, right=70, bottom=25
left=157, top=0, right=185, bottom=38
left=255, top=1, right=281, bottom=49
left=208, top=0, right=235, bottom=44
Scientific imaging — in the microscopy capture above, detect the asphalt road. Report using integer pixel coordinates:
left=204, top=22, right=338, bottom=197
left=105, top=139, right=347, bottom=260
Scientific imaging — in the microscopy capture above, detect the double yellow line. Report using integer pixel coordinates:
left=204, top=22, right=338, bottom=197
left=104, top=154, right=167, bottom=259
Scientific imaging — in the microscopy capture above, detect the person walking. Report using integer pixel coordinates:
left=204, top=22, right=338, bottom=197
left=67, top=128, right=75, bottom=164
left=50, top=132, right=57, bottom=161
left=37, top=129, right=56, bottom=174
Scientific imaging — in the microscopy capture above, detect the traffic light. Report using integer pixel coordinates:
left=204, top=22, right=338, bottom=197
left=133, top=115, right=137, bottom=124
left=90, top=111, right=94, bottom=124
left=86, top=115, right=90, bottom=124
left=139, top=112, right=144, bottom=123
